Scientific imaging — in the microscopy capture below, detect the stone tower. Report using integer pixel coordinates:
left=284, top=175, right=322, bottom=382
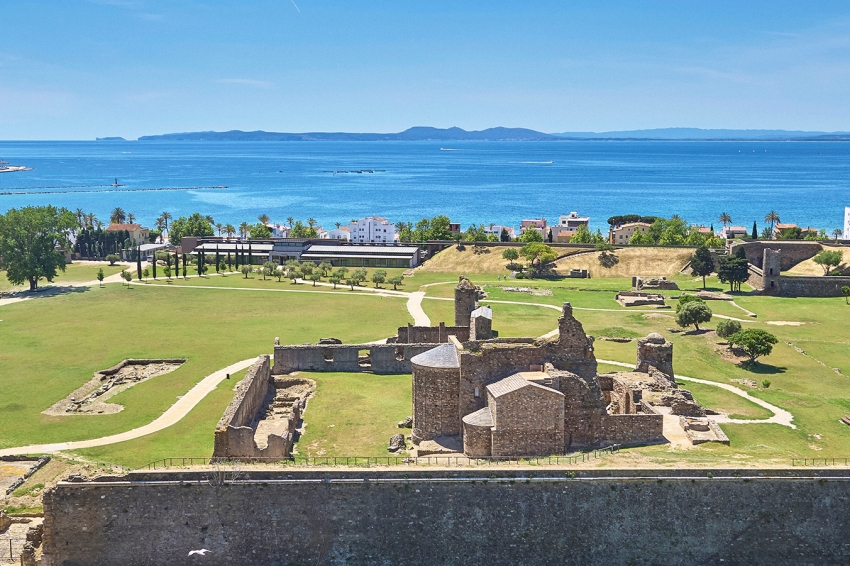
left=454, top=276, right=478, bottom=327
left=470, top=306, right=493, bottom=341
left=636, top=333, right=674, bottom=379
left=762, top=248, right=781, bottom=294
left=410, top=344, right=461, bottom=444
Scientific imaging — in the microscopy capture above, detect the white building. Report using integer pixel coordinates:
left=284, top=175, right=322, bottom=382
left=349, top=216, right=396, bottom=243
left=484, top=225, right=515, bottom=239
left=558, top=212, right=590, bottom=229
left=327, top=226, right=351, bottom=240
left=845, top=207, right=850, bottom=240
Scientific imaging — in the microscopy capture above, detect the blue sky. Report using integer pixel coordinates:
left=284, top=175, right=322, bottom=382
left=2, top=1, right=850, bottom=139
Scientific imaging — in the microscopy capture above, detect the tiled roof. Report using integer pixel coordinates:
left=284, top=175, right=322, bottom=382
left=410, top=344, right=460, bottom=369
left=486, top=373, right=530, bottom=398
left=106, top=223, right=142, bottom=231
left=462, top=407, right=494, bottom=427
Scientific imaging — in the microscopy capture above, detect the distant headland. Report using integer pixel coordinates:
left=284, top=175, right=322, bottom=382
left=131, top=126, right=850, bottom=142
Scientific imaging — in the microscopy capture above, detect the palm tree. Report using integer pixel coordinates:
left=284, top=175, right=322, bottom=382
left=239, top=222, right=249, bottom=239
left=286, top=217, right=294, bottom=228
left=205, top=215, right=214, bottom=226
left=215, top=223, right=223, bottom=235
left=224, top=224, right=236, bottom=238
left=160, top=211, right=172, bottom=232
left=765, top=211, right=780, bottom=238
left=335, top=222, right=341, bottom=229
left=75, top=208, right=85, bottom=228
left=110, top=207, right=126, bottom=224
left=307, top=217, right=316, bottom=229
left=154, top=218, right=165, bottom=232
left=833, top=228, right=844, bottom=241
left=258, top=214, right=271, bottom=225
left=719, top=212, right=732, bottom=227
left=85, top=212, right=97, bottom=229
left=94, top=219, right=104, bottom=230
left=127, top=213, right=135, bottom=224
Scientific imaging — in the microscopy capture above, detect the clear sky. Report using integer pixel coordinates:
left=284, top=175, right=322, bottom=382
left=2, top=1, right=850, bottom=139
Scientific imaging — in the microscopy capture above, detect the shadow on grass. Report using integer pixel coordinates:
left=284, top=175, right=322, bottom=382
left=3, top=285, right=91, bottom=301
left=738, top=361, right=787, bottom=374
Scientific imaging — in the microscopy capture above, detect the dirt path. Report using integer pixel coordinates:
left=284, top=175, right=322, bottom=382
left=597, top=359, right=795, bottom=428
left=0, top=358, right=258, bottom=457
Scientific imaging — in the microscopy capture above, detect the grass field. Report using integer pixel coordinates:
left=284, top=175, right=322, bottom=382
left=0, top=262, right=127, bottom=292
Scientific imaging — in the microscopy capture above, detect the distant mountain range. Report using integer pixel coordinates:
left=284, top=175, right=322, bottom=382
left=132, top=126, right=850, bottom=142
left=137, top=127, right=559, bottom=142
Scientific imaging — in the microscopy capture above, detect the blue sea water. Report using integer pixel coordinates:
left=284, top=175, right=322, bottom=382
left=0, top=140, right=847, bottom=233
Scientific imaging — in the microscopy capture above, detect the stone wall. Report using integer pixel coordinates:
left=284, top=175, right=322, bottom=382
left=635, top=333, right=674, bottom=377
left=730, top=240, right=822, bottom=270
left=39, top=469, right=850, bottom=566
left=273, top=343, right=437, bottom=375
left=776, top=275, right=850, bottom=297
left=454, top=277, right=478, bottom=326
left=487, top=380, right=564, bottom=458
left=598, top=413, right=664, bottom=446
left=213, top=356, right=271, bottom=458
left=412, top=364, right=461, bottom=443
left=394, top=323, right=470, bottom=344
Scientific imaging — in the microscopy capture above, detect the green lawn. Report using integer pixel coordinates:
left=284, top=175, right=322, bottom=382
left=0, top=284, right=411, bottom=451
left=0, top=262, right=126, bottom=292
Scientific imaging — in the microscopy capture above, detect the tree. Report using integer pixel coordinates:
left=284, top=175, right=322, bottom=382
left=160, top=211, right=172, bottom=233
left=502, top=248, right=519, bottom=266
left=105, top=253, right=120, bottom=265
left=764, top=211, right=780, bottom=237
left=352, top=268, right=368, bottom=286
left=163, top=265, right=172, bottom=280
left=142, top=267, right=150, bottom=280
left=629, top=232, right=651, bottom=245
left=110, top=207, right=127, bottom=224
left=716, top=254, right=749, bottom=292
left=520, top=242, right=557, bottom=267
left=329, top=276, right=341, bottom=289
left=833, top=228, right=844, bottom=241
left=286, top=217, right=294, bottom=228
left=300, top=261, right=316, bottom=277
left=569, top=225, right=594, bottom=244
left=813, top=250, right=842, bottom=275
left=728, top=329, right=778, bottom=363
left=258, top=214, right=271, bottom=225
left=0, top=205, right=76, bottom=291
left=309, top=272, right=322, bottom=286
left=388, top=275, right=404, bottom=290
left=122, top=270, right=132, bottom=287
left=274, top=266, right=284, bottom=282
left=719, top=212, right=731, bottom=227
left=689, top=246, right=714, bottom=289
left=182, top=254, right=188, bottom=278
left=346, top=278, right=357, bottom=290
left=238, top=222, right=249, bottom=239
left=715, top=319, right=742, bottom=339
left=500, top=228, right=511, bottom=242
left=372, top=269, right=387, bottom=288
left=96, top=268, right=105, bottom=287
left=249, top=223, right=272, bottom=239
left=241, top=265, right=251, bottom=278
left=519, top=228, right=544, bottom=243
left=676, top=295, right=705, bottom=312
left=675, top=301, right=713, bottom=331
left=334, top=267, right=349, bottom=280
left=843, top=286, right=850, bottom=304
left=318, top=262, right=333, bottom=276
left=262, top=261, right=276, bottom=280
left=751, top=221, right=758, bottom=240
left=224, top=224, right=236, bottom=238
left=168, top=213, right=214, bottom=242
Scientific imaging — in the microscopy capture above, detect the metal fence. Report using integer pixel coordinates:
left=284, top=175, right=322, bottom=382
left=143, top=445, right=621, bottom=470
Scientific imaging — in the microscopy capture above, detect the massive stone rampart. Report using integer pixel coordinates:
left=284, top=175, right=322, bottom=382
left=273, top=343, right=437, bottom=374
left=39, top=469, right=850, bottom=566
left=730, top=240, right=822, bottom=270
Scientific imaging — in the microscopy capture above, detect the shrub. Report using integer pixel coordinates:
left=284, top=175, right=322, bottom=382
left=761, top=379, right=771, bottom=389
left=105, top=253, right=120, bottom=265
left=676, top=295, right=705, bottom=313
left=715, top=319, right=742, bottom=339
left=675, top=301, right=712, bottom=331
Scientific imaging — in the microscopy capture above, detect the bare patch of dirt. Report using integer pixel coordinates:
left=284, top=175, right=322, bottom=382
left=43, top=359, right=185, bottom=416
left=766, top=321, right=807, bottom=326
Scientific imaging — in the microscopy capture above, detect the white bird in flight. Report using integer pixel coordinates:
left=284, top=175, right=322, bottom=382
left=188, top=549, right=211, bottom=556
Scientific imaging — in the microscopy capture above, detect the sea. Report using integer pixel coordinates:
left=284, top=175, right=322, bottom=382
left=0, top=140, right=848, bottom=233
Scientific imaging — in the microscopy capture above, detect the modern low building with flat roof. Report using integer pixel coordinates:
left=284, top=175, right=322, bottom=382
left=300, top=244, right=422, bottom=268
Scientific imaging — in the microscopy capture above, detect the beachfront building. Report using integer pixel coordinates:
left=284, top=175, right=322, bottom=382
left=551, top=226, right=577, bottom=243
left=327, top=226, right=351, bottom=240
left=520, top=219, right=547, bottom=239
left=721, top=225, right=748, bottom=239
left=484, top=225, right=515, bottom=240
left=774, top=223, right=818, bottom=239
left=266, top=224, right=290, bottom=238
left=609, top=222, right=651, bottom=244
left=844, top=207, right=850, bottom=240
left=349, top=216, right=396, bottom=243
left=106, top=223, right=149, bottom=245
left=300, top=244, right=421, bottom=268
left=558, top=212, right=590, bottom=229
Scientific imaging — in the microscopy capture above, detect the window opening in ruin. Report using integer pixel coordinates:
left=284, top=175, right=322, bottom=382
left=474, top=387, right=480, bottom=398
left=395, top=346, right=405, bottom=361
left=323, top=349, right=334, bottom=362
left=769, top=268, right=773, bottom=275
left=358, top=349, right=371, bottom=369
left=770, top=281, right=775, bottom=288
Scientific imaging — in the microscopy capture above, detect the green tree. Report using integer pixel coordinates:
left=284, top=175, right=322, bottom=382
left=318, top=262, right=333, bottom=276
left=168, top=213, right=214, bottom=242
left=728, top=329, right=778, bottom=363
left=334, top=267, right=349, bottom=280
left=520, top=242, right=557, bottom=267
left=764, top=211, right=780, bottom=236
left=300, top=261, right=316, bottom=277
left=352, top=268, right=368, bottom=285
left=372, top=269, right=387, bottom=288
left=715, top=319, right=742, bottom=339
left=428, top=215, right=452, bottom=240
left=0, top=205, right=76, bottom=290
left=500, top=228, right=511, bottom=242
left=569, top=225, right=593, bottom=244
left=346, top=278, right=357, bottom=290
left=329, top=275, right=341, bottom=289
left=716, top=254, right=749, bottom=292
left=519, top=228, right=544, bottom=243
left=751, top=221, right=758, bottom=240
left=121, top=270, right=132, bottom=287
left=163, top=265, right=172, bottom=280
left=105, top=253, right=120, bottom=265
left=249, top=223, right=272, bottom=239
left=110, top=207, right=127, bottom=224
left=842, top=286, right=850, bottom=304
left=689, top=246, right=714, bottom=289
left=241, top=265, right=251, bottom=278
left=309, top=272, right=322, bottom=286
left=629, top=232, right=651, bottom=245
left=388, top=275, right=404, bottom=290
left=719, top=212, right=732, bottom=228
left=675, top=301, right=713, bottom=331
left=262, top=261, right=276, bottom=280
left=142, top=267, right=150, bottom=280
left=813, top=250, right=842, bottom=275
left=96, top=268, right=105, bottom=287
left=502, top=247, right=519, bottom=267
left=676, top=295, right=705, bottom=312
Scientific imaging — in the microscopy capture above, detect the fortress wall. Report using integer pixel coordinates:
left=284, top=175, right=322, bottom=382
left=212, top=356, right=271, bottom=458
left=730, top=241, right=822, bottom=270
left=396, top=324, right=470, bottom=344
left=40, top=470, right=850, bottom=566
left=598, top=414, right=664, bottom=446
left=777, top=275, right=850, bottom=297
left=273, top=344, right=436, bottom=375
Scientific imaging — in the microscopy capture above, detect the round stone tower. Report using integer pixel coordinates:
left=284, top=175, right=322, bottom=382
left=636, top=332, right=674, bottom=378
left=454, top=276, right=478, bottom=327
left=410, top=344, right=461, bottom=444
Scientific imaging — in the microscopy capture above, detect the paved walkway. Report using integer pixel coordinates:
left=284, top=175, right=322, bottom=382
left=597, top=359, right=795, bottom=428
left=406, top=292, right=430, bottom=326
left=0, top=358, right=258, bottom=456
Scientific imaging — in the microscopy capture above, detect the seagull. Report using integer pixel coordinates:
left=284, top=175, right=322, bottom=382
left=188, top=549, right=211, bottom=556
